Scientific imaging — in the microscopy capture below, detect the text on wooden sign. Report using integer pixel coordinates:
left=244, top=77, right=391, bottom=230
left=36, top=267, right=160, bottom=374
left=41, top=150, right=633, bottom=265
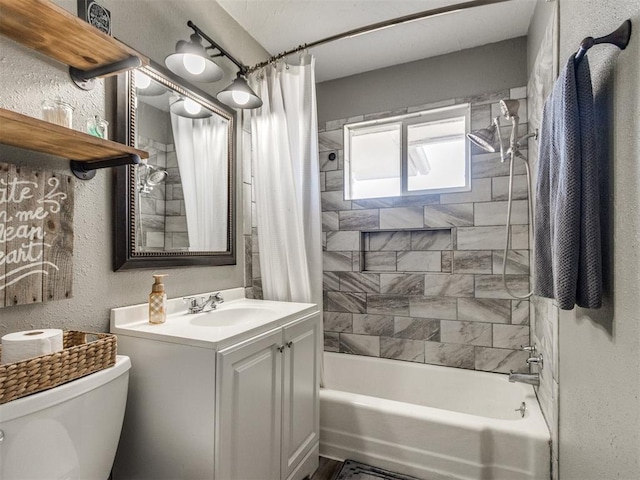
left=0, top=162, right=74, bottom=307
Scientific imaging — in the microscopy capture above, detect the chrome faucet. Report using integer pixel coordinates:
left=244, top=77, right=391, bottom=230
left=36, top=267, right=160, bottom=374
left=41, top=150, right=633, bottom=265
left=183, top=292, right=224, bottom=314
left=526, top=353, right=544, bottom=368
left=509, top=371, right=540, bottom=386
left=209, top=292, right=224, bottom=308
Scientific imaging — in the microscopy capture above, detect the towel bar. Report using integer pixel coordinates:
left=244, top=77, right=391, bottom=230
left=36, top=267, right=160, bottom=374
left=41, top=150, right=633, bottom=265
left=575, top=19, right=632, bottom=64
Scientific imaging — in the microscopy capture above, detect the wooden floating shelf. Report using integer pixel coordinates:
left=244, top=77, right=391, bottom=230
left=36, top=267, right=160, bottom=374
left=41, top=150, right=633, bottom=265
left=0, top=108, right=148, bottom=162
left=0, top=0, right=149, bottom=76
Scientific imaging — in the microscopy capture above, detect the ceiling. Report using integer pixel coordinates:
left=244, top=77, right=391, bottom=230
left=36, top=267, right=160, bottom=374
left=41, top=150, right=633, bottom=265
left=217, top=0, right=537, bottom=82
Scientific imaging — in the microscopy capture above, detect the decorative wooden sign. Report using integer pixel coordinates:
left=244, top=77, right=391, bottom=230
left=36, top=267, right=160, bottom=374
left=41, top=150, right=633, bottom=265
left=0, top=163, right=74, bottom=307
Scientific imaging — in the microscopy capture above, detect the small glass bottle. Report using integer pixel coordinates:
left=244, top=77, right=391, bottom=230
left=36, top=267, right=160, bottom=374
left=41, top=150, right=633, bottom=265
left=41, top=97, right=74, bottom=128
left=86, top=115, right=109, bottom=139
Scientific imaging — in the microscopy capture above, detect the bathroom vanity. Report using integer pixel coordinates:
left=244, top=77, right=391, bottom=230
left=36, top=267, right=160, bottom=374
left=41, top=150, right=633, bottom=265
left=110, top=288, right=320, bottom=480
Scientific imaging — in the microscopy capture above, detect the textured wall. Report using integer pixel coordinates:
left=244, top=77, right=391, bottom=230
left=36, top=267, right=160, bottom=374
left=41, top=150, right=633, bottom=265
left=316, top=37, right=528, bottom=125
left=318, top=87, right=533, bottom=374
left=0, top=0, right=268, bottom=334
left=557, top=1, right=640, bottom=479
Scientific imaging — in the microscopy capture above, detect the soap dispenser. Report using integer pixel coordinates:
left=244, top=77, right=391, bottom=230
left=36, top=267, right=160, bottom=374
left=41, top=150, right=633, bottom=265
left=149, top=274, right=168, bottom=324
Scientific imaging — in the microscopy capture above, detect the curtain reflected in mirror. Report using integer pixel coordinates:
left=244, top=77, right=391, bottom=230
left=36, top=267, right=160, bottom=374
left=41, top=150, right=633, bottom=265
left=170, top=113, right=228, bottom=250
left=114, top=63, right=235, bottom=270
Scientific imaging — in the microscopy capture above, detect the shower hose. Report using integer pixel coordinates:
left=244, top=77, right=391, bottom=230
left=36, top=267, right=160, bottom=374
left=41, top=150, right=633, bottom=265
left=502, top=149, right=534, bottom=299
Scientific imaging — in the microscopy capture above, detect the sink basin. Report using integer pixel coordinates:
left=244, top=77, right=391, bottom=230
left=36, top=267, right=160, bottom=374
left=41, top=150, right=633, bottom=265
left=189, top=306, right=278, bottom=327
left=110, top=288, right=319, bottom=349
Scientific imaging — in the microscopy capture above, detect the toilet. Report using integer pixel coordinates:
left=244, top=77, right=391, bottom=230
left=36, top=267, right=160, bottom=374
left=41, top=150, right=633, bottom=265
left=0, top=355, right=131, bottom=480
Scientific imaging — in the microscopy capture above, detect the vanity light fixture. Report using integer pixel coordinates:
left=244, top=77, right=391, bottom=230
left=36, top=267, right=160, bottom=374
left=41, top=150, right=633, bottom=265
left=164, top=32, right=224, bottom=83
left=167, top=21, right=262, bottom=110
left=169, top=98, right=213, bottom=119
left=134, top=70, right=166, bottom=96
left=216, top=72, right=263, bottom=109
left=135, top=70, right=151, bottom=89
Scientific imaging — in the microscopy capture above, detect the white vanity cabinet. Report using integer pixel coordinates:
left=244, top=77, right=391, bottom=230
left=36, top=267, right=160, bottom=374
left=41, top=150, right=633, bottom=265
left=110, top=290, right=320, bottom=480
left=216, top=314, right=320, bottom=480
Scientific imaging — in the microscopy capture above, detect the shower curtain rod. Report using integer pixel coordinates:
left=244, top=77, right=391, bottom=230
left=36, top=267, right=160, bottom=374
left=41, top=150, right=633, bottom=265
left=246, top=0, right=512, bottom=74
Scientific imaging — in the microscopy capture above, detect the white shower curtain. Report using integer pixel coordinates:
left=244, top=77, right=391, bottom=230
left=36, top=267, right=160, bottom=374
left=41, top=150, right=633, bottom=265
left=171, top=113, right=228, bottom=251
left=249, top=55, right=323, bottom=310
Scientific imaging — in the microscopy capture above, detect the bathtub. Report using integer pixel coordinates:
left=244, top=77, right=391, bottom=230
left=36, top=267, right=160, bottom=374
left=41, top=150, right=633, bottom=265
left=320, top=352, right=550, bottom=480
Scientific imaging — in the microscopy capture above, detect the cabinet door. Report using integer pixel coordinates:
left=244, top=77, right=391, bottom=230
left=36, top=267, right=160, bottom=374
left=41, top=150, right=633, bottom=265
left=281, top=314, right=320, bottom=478
left=216, top=328, right=283, bottom=480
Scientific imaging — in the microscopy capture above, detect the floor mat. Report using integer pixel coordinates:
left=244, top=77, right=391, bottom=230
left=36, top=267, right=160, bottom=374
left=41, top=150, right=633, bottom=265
left=334, top=460, right=421, bottom=480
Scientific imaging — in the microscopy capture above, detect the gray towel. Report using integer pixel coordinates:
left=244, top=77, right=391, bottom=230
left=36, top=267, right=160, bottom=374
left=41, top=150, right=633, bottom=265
left=534, top=54, right=602, bottom=310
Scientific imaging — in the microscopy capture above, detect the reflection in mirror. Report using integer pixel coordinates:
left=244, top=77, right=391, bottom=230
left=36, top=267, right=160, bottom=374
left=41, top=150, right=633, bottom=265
left=114, top=63, right=236, bottom=270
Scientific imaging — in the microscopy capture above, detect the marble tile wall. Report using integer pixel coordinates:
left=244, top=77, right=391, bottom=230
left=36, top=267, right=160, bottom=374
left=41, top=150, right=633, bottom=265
left=163, top=146, right=189, bottom=250
left=137, top=137, right=166, bottom=249
left=319, top=87, right=532, bottom=374
left=138, top=138, right=189, bottom=250
left=242, top=112, right=263, bottom=300
left=137, top=137, right=189, bottom=250
left=528, top=7, right=559, bottom=478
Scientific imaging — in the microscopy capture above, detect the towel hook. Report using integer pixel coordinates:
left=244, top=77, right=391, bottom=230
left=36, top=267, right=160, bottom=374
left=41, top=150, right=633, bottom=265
left=575, top=19, right=632, bottom=64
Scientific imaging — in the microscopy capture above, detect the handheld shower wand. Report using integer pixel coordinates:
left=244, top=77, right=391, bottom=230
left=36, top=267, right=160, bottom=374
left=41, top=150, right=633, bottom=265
left=499, top=99, right=535, bottom=299
left=468, top=99, right=537, bottom=300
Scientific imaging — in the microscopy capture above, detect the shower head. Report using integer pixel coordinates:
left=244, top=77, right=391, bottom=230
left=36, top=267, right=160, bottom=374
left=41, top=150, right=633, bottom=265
left=468, top=99, right=531, bottom=163
left=137, top=164, right=168, bottom=194
left=467, top=123, right=497, bottom=153
left=499, top=99, right=520, bottom=120
left=147, top=167, right=168, bottom=186
left=467, top=116, right=507, bottom=162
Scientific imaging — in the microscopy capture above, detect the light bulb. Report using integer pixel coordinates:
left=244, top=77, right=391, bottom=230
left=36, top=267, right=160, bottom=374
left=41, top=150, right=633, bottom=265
left=182, top=54, right=206, bottom=75
left=135, top=71, right=151, bottom=89
left=183, top=98, right=201, bottom=115
left=231, top=90, right=250, bottom=106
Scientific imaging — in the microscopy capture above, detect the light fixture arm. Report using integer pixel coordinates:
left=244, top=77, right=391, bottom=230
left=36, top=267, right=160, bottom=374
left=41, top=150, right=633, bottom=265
left=167, top=22, right=262, bottom=108
left=187, top=21, right=248, bottom=75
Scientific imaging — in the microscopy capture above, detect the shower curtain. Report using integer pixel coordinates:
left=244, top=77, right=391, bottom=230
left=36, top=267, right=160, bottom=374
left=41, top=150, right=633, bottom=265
left=171, top=113, right=228, bottom=251
left=249, top=55, right=323, bottom=311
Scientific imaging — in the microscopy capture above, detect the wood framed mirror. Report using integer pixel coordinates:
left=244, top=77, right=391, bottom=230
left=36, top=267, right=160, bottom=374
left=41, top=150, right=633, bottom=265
left=114, top=61, right=236, bottom=270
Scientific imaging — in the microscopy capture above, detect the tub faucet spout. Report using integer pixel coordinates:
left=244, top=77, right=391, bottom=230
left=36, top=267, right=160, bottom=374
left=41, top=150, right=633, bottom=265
left=509, top=370, right=540, bottom=386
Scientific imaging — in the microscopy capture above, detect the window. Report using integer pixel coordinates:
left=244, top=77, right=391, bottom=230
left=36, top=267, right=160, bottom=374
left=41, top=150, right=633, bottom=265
left=344, top=104, right=471, bottom=200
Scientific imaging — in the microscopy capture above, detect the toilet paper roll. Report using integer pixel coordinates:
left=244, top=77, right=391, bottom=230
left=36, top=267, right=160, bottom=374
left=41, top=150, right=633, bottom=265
left=1, top=329, right=64, bottom=365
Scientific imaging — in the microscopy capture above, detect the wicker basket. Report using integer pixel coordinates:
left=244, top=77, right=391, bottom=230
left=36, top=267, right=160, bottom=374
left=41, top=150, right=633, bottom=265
left=0, top=331, right=116, bottom=405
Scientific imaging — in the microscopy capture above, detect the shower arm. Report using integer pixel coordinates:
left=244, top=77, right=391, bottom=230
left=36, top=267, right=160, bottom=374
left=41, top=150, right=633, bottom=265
left=517, top=131, right=538, bottom=144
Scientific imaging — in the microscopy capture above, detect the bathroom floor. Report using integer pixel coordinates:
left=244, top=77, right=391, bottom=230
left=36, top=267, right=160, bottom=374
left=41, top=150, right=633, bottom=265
left=311, top=458, right=420, bottom=480
left=311, top=457, right=343, bottom=479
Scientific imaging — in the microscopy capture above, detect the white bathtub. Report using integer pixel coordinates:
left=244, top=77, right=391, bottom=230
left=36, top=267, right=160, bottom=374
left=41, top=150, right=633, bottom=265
left=320, top=352, right=550, bottom=480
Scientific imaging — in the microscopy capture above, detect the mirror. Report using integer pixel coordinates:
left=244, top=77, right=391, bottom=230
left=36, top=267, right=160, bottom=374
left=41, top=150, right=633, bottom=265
left=114, top=61, right=236, bottom=270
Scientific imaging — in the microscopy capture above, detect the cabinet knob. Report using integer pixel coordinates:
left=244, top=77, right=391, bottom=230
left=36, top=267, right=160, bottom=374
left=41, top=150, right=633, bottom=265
left=286, top=341, right=293, bottom=348
left=277, top=345, right=285, bottom=353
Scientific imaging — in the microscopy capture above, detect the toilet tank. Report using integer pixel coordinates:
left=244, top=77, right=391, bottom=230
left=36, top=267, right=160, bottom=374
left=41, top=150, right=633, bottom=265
left=0, top=355, right=131, bottom=480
